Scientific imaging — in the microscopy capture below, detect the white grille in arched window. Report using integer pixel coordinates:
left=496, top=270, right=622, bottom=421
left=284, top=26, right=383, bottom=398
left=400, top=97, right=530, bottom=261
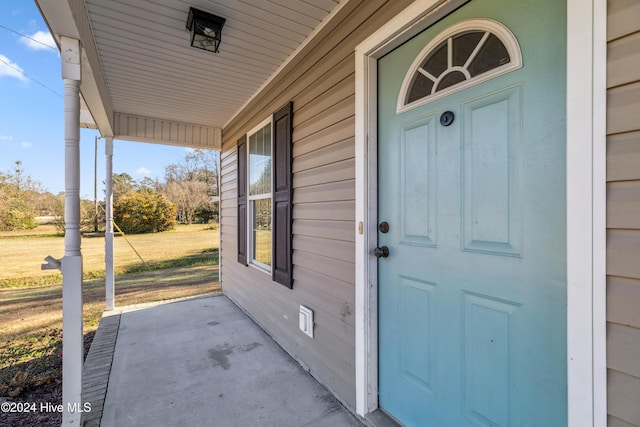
left=398, top=19, right=522, bottom=113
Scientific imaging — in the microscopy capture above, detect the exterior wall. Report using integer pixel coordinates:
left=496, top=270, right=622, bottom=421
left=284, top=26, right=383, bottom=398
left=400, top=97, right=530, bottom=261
left=606, top=1, right=640, bottom=426
left=220, top=0, right=640, bottom=419
left=219, top=0, right=414, bottom=409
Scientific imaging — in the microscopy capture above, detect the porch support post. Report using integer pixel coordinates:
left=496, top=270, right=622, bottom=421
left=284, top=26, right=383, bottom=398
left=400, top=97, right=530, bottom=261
left=105, top=137, right=115, bottom=311
left=61, top=36, right=83, bottom=426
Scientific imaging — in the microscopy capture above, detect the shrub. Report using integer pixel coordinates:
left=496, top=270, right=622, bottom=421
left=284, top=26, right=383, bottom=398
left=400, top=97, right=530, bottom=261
left=114, top=190, right=177, bottom=233
left=0, top=202, right=37, bottom=231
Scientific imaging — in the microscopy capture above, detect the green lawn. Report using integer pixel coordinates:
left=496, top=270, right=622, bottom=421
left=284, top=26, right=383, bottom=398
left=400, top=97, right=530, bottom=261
left=0, top=224, right=219, bottom=287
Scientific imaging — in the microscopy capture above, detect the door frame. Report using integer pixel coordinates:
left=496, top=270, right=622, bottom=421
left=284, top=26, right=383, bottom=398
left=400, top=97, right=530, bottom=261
left=353, top=0, right=607, bottom=425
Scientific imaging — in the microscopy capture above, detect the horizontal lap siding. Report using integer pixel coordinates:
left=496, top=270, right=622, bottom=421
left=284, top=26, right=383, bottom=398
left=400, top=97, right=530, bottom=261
left=220, top=147, right=238, bottom=286
left=219, top=0, right=414, bottom=410
left=607, top=1, right=640, bottom=425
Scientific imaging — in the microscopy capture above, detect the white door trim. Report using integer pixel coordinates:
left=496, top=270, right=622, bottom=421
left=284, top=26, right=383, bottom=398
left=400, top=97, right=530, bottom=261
left=354, top=0, right=607, bottom=424
left=566, top=1, right=608, bottom=425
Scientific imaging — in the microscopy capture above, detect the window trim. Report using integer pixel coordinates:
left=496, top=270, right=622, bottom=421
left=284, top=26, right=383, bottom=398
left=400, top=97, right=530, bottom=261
left=246, top=116, right=274, bottom=273
left=237, top=102, right=293, bottom=288
left=397, top=18, right=522, bottom=113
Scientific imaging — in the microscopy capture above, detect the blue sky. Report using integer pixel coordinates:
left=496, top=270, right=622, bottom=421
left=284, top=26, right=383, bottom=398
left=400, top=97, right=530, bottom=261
left=0, top=1, right=193, bottom=198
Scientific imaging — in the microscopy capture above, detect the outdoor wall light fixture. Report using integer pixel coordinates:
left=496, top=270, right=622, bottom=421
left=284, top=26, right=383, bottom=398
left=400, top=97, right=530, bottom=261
left=186, top=7, right=226, bottom=53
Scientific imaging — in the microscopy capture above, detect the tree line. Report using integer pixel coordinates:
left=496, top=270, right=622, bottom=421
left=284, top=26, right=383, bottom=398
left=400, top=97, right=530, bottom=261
left=0, top=149, right=219, bottom=233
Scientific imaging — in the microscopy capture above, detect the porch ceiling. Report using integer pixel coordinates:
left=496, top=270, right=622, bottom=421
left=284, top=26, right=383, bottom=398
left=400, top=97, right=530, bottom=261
left=35, top=0, right=344, bottom=148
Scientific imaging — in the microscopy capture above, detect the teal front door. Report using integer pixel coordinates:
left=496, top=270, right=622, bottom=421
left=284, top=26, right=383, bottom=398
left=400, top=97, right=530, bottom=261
left=377, top=1, right=567, bottom=426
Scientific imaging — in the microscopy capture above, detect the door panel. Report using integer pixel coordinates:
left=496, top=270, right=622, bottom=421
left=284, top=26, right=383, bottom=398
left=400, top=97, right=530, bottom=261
left=377, top=1, right=566, bottom=426
left=399, top=116, right=437, bottom=247
left=398, top=276, right=436, bottom=393
left=463, top=291, right=520, bottom=427
left=462, top=86, right=522, bottom=256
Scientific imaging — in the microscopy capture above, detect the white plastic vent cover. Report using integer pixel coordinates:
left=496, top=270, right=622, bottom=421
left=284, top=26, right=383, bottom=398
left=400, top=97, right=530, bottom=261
left=299, top=305, right=314, bottom=338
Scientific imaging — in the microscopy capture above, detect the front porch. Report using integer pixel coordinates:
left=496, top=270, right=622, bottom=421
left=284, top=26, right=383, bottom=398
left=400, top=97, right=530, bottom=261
left=34, top=0, right=614, bottom=425
left=81, top=294, right=361, bottom=427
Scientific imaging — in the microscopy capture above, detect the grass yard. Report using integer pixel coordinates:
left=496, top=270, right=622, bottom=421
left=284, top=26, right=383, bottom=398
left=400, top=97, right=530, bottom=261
left=0, top=224, right=219, bottom=287
left=253, top=229, right=272, bottom=266
left=0, top=224, right=221, bottom=414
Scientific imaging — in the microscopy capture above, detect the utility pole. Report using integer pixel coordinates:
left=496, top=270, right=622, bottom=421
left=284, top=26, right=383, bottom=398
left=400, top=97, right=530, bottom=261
left=94, top=135, right=99, bottom=233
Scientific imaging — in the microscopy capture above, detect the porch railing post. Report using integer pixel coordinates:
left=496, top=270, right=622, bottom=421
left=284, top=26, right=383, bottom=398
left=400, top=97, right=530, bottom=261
left=61, top=36, right=83, bottom=426
left=105, top=137, right=115, bottom=310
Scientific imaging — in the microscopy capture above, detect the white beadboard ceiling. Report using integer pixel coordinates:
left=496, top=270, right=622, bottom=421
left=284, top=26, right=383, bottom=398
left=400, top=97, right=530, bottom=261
left=36, top=0, right=344, bottom=147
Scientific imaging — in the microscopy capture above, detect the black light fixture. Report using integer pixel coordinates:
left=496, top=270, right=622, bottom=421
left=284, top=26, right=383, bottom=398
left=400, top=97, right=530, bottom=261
left=186, top=7, right=226, bottom=53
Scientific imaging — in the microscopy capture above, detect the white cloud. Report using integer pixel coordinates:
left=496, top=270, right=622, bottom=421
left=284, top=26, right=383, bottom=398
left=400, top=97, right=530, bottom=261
left=136, top=167, right=152, bottom=176
left=0, top=135, right=13, bottom=141
left=21, top=141, right=32, bottom=148
left=19, top=30, right=56, bottom=51
left=0, top=54, right=26, bottom=81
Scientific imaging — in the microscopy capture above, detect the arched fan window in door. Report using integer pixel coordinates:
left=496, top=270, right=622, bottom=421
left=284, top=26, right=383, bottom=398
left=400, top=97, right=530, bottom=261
left=398, top=19, right=522, bottom=113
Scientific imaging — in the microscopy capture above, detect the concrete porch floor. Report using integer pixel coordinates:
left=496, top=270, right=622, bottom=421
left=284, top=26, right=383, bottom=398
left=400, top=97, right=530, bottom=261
left=81, top=294, right=362, bottom=427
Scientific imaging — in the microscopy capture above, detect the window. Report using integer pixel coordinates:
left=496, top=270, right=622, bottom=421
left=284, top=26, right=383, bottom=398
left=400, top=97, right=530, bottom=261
left=248, top=118, right=272, bottom=270
left=398, top=19, right=522, bottom=113
left=238, top=102, right=293, bottom=288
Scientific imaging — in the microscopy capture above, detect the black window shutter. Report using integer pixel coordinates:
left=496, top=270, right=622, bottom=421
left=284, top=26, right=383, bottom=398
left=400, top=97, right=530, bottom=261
left=272, top=102, right=293, bottom=288
left=237, top=135, right=248, bottom=266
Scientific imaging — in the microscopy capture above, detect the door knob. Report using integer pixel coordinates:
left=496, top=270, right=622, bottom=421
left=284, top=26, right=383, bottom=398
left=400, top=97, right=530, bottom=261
left=373, top=246, right=390, bottom=258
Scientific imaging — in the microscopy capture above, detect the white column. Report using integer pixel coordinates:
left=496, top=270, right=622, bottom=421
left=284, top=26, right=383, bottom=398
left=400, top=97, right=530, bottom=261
left=61, top=36, right=83, bottom=426
left=105, top=137, right=115, bottom=310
